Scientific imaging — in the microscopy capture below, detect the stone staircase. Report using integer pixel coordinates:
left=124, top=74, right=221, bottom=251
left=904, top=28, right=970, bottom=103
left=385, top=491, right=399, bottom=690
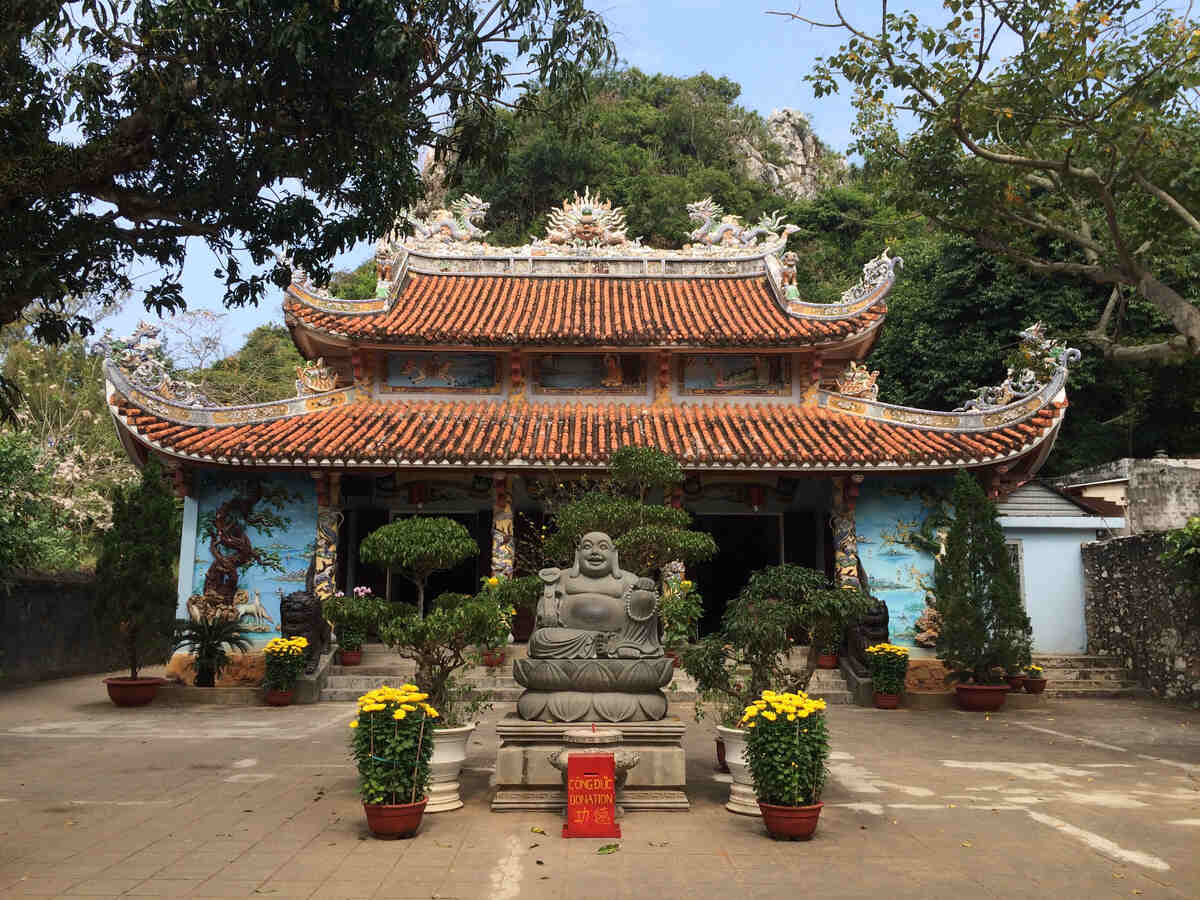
left=1033, top=655, right=1140, bottom=699
left=320, top=645, right=853, bottom=705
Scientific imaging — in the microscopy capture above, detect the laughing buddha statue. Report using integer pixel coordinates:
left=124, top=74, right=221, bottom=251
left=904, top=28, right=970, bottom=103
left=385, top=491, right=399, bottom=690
left=513, top=532, right=675, bottom=722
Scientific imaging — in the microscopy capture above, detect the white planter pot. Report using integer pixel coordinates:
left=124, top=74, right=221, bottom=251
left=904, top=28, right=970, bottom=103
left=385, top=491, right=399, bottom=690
left=717, top=725, right=759, bottom=816
left=427, top=723, right=476, bottom=813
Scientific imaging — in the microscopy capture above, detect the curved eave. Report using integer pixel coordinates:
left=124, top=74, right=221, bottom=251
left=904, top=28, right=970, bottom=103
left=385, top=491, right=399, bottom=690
left=106, top=372, right=1069, bottom=477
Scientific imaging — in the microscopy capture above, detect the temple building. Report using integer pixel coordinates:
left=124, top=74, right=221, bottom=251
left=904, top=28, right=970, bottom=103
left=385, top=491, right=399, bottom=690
left=104, top=191, right=1080, bottom=650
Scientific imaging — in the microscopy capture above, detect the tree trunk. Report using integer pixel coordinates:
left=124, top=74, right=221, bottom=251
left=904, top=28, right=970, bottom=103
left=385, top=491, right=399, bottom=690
left=203, top=482, right=265, bottom=600
left=1137, top=273, right=1200, bottom=355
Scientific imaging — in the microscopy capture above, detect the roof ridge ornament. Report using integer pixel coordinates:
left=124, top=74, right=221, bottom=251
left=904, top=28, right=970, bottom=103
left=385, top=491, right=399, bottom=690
left=685, top=197, right=799, bottom=248
left=835, top=361, right=880, bottom=400
left=411, top=193, right=491, bottom=244
left=841, top=249, right=903, bottom=304
left=956, top=323, right=1081, bottom=412
left=541, top=188, right=631, bottom=248
left=97, top=321, right=217, bottom=408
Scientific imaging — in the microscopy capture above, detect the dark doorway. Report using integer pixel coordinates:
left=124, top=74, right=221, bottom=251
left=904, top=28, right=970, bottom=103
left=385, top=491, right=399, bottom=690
left=689, top=514, right=782, bottom=635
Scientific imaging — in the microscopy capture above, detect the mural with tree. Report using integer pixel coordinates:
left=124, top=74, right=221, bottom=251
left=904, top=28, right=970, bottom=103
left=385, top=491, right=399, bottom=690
left=199, top=479, right=299, bottom=601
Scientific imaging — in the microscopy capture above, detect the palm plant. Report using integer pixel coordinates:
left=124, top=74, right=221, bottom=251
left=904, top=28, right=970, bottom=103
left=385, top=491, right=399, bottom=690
left=173, top=616, right=254, bottom=687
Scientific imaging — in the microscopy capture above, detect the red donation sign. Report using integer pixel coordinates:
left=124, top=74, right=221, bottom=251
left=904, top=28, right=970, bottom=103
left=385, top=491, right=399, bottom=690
left=562, top=752, right=620, bottom=838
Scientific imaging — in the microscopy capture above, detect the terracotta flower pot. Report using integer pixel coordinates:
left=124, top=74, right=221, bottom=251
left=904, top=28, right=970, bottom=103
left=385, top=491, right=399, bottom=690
left=363, top=798, right=427, bottom=838
left=715, top=737, right=729, bottom=773
left=758, top=801, right=824, bottom=840
left=1007, top=674, right=1026, bottom=692
left=264, top=689, right=294, bottom=706
left=340, top=650, right=363, bottom=666
left=954, top=683, right=1009, bottom=711
left=103, top=676, right=165, bottom=707
left=1024, top=677, right=1047, bottom=694
left=874, top=691, right=901, bottom=709
left=482, top=650, right=505, bottom=668
left=817, top=653, right=839, bottom=670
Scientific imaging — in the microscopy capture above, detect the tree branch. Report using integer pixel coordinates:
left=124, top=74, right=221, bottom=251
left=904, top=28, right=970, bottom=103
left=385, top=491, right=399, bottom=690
left=1134, top=171, right=1200, bottom=238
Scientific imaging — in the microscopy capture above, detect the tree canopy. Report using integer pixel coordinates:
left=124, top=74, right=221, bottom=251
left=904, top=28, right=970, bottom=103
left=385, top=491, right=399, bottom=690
left=795, top=0, right=1200, bottom=363
left=2, top=0, right=612, bottom=413
left=452, top=68, right=831, bottom=246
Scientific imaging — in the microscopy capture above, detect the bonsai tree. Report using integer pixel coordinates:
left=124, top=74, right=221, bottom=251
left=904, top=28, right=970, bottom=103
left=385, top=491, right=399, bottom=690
left=94, top=460, right=181, bottom=680
left=378, top=589, right=510, bottom=725
left=359, top=517, right=478, bottom=617
left=542, top=447, right=716, bottom=579
left=172, top=615, right=253, bottom=686
left=934, top=470, right=1033, bottom=684
left=683, top=564, right=872, bottom=724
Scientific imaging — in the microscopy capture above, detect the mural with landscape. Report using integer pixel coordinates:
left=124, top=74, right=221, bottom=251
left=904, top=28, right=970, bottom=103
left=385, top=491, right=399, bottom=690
left=533, top=353, right=645, bottom=393
left=855, top=478, right=951, bottom=647
left=188, top=474, right=317, bottom=644
left=681, top=355, right=788, bottom=394
left=385, top=351, right=498, bottom=391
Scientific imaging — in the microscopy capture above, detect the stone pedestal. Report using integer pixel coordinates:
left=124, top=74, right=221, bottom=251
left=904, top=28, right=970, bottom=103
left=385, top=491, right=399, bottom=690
left=492, top=715, right=689, bottom=811
left=547, top=728, right=640, bottom=817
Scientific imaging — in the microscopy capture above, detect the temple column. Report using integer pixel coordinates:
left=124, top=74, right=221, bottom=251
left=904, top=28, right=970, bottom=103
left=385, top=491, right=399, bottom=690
left=312, top=473, right=343, bottom=601
left=829, top=475, right=862, bottom=590
left=491, top=473, right=514, bottom=578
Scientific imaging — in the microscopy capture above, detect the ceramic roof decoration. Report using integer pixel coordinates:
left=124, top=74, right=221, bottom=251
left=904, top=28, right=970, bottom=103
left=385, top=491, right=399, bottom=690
left=103, top=192, right=1081, bottom=486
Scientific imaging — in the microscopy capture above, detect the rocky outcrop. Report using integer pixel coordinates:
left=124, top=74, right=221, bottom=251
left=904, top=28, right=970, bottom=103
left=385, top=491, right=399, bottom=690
left=740, top=108, right=842, bottom=201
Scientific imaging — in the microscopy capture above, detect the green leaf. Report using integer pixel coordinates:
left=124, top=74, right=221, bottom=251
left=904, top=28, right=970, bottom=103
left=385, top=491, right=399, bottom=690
left=597, top=843, right=620, bottom=854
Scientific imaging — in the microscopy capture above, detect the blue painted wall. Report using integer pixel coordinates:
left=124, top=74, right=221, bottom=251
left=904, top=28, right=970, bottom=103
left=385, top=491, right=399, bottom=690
left=1001, top=525, right=1090, bottom=653
left=182, top=473, right=317, bottom=645
left=855, top=478, right=949, bottom=647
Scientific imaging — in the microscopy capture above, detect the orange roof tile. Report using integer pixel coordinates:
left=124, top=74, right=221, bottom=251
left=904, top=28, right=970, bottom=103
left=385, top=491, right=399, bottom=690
left=110, top=397, right=1061, bottom=471
left=284, top=274, right=885, bottom=347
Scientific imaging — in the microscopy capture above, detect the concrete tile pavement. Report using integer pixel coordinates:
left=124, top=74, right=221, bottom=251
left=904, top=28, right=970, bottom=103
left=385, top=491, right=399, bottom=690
left=0, top=670, right=1197, bottom=899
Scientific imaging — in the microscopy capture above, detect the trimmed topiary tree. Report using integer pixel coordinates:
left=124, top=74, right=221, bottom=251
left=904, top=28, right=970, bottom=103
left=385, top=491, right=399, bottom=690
left=94, top=460, right=181, bottom=679
left=934, top=470, right=1032, bottom=685
left=359, top=517, right=479, bottom=618
left=543, top=447, right=716, bottom=578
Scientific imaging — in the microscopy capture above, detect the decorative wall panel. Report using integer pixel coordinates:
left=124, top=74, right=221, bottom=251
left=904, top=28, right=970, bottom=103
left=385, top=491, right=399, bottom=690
left=680, top=355, right=789, bottom=395
left=385, top=351, right=500, bottom=392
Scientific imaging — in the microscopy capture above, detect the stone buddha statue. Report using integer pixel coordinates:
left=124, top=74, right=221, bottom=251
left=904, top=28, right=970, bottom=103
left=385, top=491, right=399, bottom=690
left=530, top=532, right=660, bottom=660
left=514, top=532, right=674, bottom=722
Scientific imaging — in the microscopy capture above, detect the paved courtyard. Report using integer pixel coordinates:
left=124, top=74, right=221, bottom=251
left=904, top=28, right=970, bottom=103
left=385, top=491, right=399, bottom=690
left=0, top=671, right=1197, bottom=899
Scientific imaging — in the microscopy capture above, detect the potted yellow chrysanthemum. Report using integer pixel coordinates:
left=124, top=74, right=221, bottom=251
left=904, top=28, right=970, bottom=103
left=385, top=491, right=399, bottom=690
left=740, top=689, right=830, bottom=840
left=864, top=643, right=910, bottom=709
left=350, top=684, right=439, bottom=838
left=262, top=636, right=308, bottom=705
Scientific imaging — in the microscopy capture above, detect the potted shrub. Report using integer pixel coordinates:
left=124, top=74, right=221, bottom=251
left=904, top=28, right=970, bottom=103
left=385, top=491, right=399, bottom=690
left=349, top=684, right=440, bottom=838
left=262, top=636, right=308, bottom=705
left=659, top=574, right=702, bottom=667
left=741, top=689, right=831, bottom=840
left=1007, top=668, right=1027, bottom=692
left=325, top=586, right=387, bottom=666
left=1024, top=663, right=1047, bottom=694
left=682, top=564, right=870, bottom=815
left=935, top=470, right=1033, bottom=712
left=813, top=622, right=840, bottom=669
left=864, top=643, right=909, bottom=708
left=172, top=614, right=253, bottom=686
left=378, top=588, right=510, bottom=812
left=476, top=574, right=539, bottom=664
left=359, top=516, right=478, bottom=618
left=94, top=460, right=180, bottom=707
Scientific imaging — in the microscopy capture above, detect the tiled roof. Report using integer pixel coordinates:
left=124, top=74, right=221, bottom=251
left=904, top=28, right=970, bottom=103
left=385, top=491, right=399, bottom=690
left=110, top=395, right=1064, bottom=471
left=283, top=274, right=886, bottom=347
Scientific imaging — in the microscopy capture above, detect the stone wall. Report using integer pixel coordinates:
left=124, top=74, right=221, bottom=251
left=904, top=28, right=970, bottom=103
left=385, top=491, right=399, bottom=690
left=1127, top=460, right=1200, bottom=534
left=0, top=573, right=124, bottom=684
left=1083, top=534, right=1200, bottom=704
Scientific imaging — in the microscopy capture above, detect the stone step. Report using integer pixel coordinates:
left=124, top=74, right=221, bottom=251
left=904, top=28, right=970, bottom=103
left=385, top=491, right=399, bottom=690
left=1042, top=668, right=1131, bottom=682
left=1033, top=655, right=1126, bottom=670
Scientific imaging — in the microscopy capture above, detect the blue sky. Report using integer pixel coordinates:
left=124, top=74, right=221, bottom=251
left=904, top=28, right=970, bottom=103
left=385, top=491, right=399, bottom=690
left=104, top=1, right=938, bottom=353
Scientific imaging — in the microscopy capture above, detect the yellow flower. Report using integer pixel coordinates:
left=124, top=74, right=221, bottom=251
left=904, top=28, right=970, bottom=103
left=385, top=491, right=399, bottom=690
left=761, top=710, right=777, bottom=721
left=393, top=709, right=407, bottom=720
left=348, top=720, right=359, bottom=729
left=787, top=714, right=796, bottom=721
left=486, top=577, right=499, bottom=587
left=743, top=707, right=759, bottom=718
left=745, top=720, right=756, bottom=728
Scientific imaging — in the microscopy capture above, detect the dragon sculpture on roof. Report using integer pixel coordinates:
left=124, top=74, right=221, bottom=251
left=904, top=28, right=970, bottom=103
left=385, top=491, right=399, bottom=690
left=956, top=323, right=1081, bottom=411
left=411, top=193, right=490, bottom=243
left=685, top=197, right=799, bottom=247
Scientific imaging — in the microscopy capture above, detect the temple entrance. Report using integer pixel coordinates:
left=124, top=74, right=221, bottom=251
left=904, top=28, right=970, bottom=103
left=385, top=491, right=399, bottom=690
left=689, top=514, right=783, bottom=635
